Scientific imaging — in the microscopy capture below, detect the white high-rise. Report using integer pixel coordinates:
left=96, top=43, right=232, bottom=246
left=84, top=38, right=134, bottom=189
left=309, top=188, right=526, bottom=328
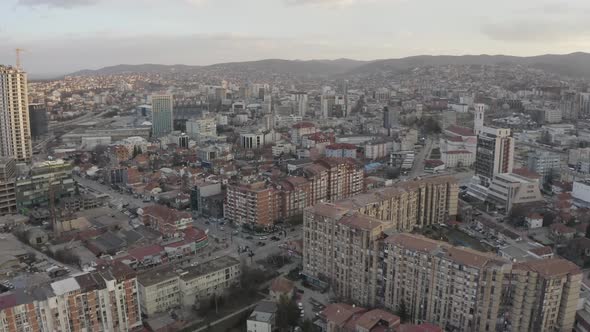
left=0, top=65, right=32, bottom=163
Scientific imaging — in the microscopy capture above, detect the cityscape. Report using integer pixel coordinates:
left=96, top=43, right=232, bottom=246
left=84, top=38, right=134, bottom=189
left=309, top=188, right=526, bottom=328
left=3, top=1, right=590, bottom=332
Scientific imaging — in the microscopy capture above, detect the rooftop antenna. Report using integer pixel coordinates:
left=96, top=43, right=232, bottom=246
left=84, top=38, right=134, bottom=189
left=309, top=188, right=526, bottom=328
left=15, top=48, right=25, bottom=70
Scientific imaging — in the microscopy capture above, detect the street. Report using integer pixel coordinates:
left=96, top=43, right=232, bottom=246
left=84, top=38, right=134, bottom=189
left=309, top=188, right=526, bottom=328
left=74, top=175, right=150, bottom=208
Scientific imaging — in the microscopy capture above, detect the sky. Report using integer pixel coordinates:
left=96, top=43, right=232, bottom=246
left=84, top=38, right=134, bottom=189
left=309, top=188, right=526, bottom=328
left=1, top=0, right=590, bottom=76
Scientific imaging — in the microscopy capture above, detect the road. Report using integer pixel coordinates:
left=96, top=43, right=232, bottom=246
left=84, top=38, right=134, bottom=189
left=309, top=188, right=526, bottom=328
left=407, top=137, right=435, bottom=178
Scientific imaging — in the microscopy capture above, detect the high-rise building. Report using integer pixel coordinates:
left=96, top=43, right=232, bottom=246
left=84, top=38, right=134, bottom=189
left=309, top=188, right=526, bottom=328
left=474, top=127, right=514, bottom=187
left=383, top=106, right=397, bottom=129
left=291, top=91, right=308, bottom=117
left=303, top=176, right=459, bottom=296
left=28, top=103, right=48, bottom=139
left=225, top=182, right=280, bottom=226
left=186, top=116, right=217, bottom=143
left=527, top=150, right=561, bottom=184
left=151, top=94, right=173, bottom=137
left=304, top=226, right=582, bottom=332
left=0, top=65, right=32, bottom=162
left=509, top=259, right=581, bottom=332
left=383, top=233, right=510, bottom=331
left=0, top=157, right=16, bottom=214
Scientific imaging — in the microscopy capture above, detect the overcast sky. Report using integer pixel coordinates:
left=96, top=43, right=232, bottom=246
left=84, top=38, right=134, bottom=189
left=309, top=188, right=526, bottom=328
left=1, top=0, right=590, bottom=76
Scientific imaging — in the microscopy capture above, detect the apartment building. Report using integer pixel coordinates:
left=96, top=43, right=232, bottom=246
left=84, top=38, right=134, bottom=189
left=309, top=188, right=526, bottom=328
left=15, top=159, right=75, bottom=212
left=178, top=256, right=240, bottom=306
left=278, top=176, right=312, bottom=219
left=138, top=256, right=240, bottom=316
left=0, top=264, right=141, bottom=332
left=0, top=158, right=16, bottom=214
left=225, top=182, right=279, bottom=226
left=138, top=204, right=193, bottom=237
left=303, top=176, right=458, bottom=304
left=509, top=259, right=581, bottom=332
left=315, top=158, right=364, bottom=202
left=0, top=65, right=32, bottom=163
left=383, top=233, right=510, bottom=332
left=137, top=268, right=180, bottom=317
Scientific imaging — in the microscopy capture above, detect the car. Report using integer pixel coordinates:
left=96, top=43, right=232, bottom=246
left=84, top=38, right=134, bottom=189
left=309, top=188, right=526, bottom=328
left=232, top=230, right=239, bottom=235
left=271, top=236, right=280, bottom=241
left=205, top=221, right=210, bottom=225
left=219, top=226, right=225, bottom=231
left=259, top=236, right=268, bottom=240
left=245, top=235, right=253, bottom=240
left=297, top=303, right=303, bottom=310
left=300, top=310, right=305, bottom=317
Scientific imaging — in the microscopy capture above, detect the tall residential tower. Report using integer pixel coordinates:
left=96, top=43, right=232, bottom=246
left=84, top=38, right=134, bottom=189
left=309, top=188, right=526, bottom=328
left=0, top=65, right=32, bottom=162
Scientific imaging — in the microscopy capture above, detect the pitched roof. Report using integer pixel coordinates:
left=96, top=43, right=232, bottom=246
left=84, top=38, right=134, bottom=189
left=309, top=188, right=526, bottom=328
left=446, top=125, right=475, bottom=137
left=355, top=309, right=400, bottom=331
left=514, top=258, right=580, bottom=278
left=270, top=276, right=295, bottom=294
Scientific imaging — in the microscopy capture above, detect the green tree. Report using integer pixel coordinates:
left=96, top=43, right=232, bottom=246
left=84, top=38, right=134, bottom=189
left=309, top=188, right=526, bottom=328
left=301, top=319, right=314, bottom=332
left=276, top=295, right=300, bottom=331
left=397, top=299, right=409, bottom=323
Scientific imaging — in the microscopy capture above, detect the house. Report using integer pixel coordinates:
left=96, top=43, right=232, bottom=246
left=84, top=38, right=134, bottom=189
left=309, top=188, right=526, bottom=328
left=528, top=246, right=554, bottom=259
left=269, top=276, right=295, bottom=302
left=525, top=213, right=544, bottom=229
left=316, top=303, right=400, bottom=332
left=398, top=323, right=443, bottom=332
left=424, top=159, right=445, bottom=173
left=550, top=223, right=576, bottom=242
left=138, top=204, right=192, bottom=237
left=247, top=301, right=278, bottom=332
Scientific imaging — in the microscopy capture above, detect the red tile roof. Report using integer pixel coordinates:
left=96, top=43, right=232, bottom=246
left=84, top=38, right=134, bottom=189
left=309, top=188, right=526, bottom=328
left=270, top=276, right=295, bottom=294
left=550, top=223, right=576, bottom=234
left=128, top=244, right=163, bottom=260
left=326, top=143, right=357, bottom=150
left=292, top=122, right=315, bottom=129
left=446, top=125, right=475, bottom=137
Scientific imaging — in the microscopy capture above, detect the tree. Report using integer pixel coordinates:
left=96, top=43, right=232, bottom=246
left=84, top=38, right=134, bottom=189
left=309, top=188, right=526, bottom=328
left=397, top=299, right=409, bottom=323
left=585, top=224, right=590, bottom=239
left=276, top=295, right=300, bottom=331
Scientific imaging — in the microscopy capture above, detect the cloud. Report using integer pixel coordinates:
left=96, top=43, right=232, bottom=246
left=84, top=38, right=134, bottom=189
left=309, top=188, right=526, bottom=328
left=481, top=18, right=590, bottom=43
left=284, top=0, right=381, bottom=7
left=18, top=0, right=99, bottom=8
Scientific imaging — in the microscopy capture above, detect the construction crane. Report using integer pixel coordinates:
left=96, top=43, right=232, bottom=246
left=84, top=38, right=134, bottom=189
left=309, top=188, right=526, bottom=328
left=15, top=48, right=25, bottom=69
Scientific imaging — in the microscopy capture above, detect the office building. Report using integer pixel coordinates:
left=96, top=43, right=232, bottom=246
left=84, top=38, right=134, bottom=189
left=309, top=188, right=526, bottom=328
left=240, top=132, right=266, bottom=149
left=0, top=157, right=16, bottom=214
left=28, top=103, right=48, bottom=139
left=527, top=151, right=561, bottom=184
left=151, top=94, right=173, bottom=137
left=474, top=127, right=514, bottom=187
left=487, top=172, right=544, bottom=212
left=0, top=264, right=142, bottom=332
left=0, top=65, right=32, bottom=162
left=291, top=91, right=308, bottom=117
left=15, top=159, right=74, bottom=212
left=186, top=116, right=216, bottom=143
left=383, top=106, right=398, bottom=129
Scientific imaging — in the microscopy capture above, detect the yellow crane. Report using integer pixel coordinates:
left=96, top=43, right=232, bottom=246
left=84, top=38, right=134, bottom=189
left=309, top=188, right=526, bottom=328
left=15, top=48, right=25, bottom=69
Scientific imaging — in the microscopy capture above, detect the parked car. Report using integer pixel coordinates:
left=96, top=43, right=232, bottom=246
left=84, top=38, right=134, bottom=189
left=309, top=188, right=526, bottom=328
left=259, top=236, right=268, bottom=240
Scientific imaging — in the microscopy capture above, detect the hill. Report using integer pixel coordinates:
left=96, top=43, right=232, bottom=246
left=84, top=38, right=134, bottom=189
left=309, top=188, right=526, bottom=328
left=68, top=53, right=590, bottom=79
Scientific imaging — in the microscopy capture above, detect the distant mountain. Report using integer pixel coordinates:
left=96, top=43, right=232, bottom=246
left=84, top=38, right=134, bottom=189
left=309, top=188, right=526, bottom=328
left=349, top=52, right=590, bottom=78
left=68, top=53, right=590, bottom=79
left=70, top=64, right=201, bottom=76
left=69, top=59, right=367, bottom=77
